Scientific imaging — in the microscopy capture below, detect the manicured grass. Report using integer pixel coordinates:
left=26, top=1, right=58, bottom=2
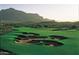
left=0, top=27, right=79, bottom=55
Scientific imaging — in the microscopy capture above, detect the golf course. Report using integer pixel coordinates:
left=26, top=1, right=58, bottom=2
left=0, top=7, right=79, bottom=55
left=0, top=27, right=79, bottom=55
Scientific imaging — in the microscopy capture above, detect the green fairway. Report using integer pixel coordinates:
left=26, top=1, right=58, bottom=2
left=0, top=27, right=79, bottom=55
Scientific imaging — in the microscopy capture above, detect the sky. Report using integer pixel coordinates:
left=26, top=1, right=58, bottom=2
left=0, top=4, right=79, bottom=22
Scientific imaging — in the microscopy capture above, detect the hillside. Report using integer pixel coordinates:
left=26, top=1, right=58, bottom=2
left=0, top=8, right=45, bottom=23
left=0, top=8, right=79, bottom=29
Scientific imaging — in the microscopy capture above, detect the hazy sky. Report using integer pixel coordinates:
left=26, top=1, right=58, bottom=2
left=0, top=4, right=79, bottom=22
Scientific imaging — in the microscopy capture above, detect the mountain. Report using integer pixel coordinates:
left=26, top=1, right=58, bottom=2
left=0, top=8, right=45, bottom=23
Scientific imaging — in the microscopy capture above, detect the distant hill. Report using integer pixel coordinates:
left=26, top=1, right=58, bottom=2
left=0, top=8, right=46, bottom=23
